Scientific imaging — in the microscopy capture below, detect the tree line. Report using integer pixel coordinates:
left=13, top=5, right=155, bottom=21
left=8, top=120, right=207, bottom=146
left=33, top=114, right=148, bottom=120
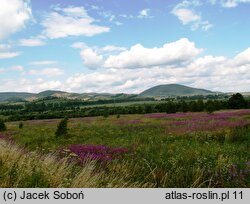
left=0, top=93, right=249, bottom=122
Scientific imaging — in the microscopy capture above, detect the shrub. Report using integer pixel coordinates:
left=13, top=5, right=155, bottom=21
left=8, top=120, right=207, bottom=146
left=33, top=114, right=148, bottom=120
left=206, top=100, right=216, bottom=114
left=19, top=122, right=23, bottom=129
left=0, top=119, right=6, bottom=131
left=228, top=93, right=246, bottom=109
left=55, top=117, right=68, bottom=138
left=166, top=101, right=177, bottom=114
left=103, top=111, right=109, bottom=118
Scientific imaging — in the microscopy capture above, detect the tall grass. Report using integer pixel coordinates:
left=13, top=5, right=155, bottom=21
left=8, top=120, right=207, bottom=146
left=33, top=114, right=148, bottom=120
left=0, top=140, right=148, bottom=188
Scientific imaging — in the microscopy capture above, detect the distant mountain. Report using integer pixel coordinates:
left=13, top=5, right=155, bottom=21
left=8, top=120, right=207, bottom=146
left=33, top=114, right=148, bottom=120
left=0, top=90, right=73, bottom=102
left=0, top=90, right=138, bottom=102
left=0, top=84, right=223, bottom=102
left=139, top=84, right=215, bottom=97
left=0, top=92, right=34, bottom=102
left=35, top=90, right=81, bottom=99
left=36, top=90, right=69, bottom=98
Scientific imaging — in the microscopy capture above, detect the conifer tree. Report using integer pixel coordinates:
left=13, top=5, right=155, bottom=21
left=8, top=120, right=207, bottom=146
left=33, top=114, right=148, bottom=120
left=55, top=117, right=68, bottom=138
left=0, top=119, right=6, bottom=131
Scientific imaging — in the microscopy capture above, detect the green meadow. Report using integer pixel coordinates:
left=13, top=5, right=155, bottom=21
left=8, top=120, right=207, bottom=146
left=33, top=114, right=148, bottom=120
left=0, top=110, right=250, bottom=187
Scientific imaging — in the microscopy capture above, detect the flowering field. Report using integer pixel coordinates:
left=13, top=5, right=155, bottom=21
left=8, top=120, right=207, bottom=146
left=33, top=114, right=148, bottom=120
left=1, top=109, right=250, bottom=187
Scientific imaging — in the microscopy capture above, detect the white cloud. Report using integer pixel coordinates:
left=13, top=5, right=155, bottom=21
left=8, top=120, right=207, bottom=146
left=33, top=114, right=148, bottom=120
left=71, top=42, right=87, bottom=49
left=0, top=0, right=32, bottom=40
left=176, top=0, right=202, bottom=7
left=138, top=9, right=153, bottom=18
left=139, top=9, right=149, bottom=17
left=2, top=38, right=250, bottom=94
left=0, top=78, right=62, bottom=92
left=72, top=42, right=126, bottom=53
left=58, top=6, right=89, bottom=18
left=233, top=47, right=250, bottom=65
left=72, top=43, right=103, bottom=69
left=79, top=48, right=104, bottom=69
left=101, top=45, right=126, bottom=53
left=72, top=39, right=202, bottom=70
left=221, top=0, right=250, bottom=7
left=29, top=61, right=57, bottom=66
left=65, top=71, right=118, bottom=92
left=63, top=46, right=250, bottom=93
left=63, top=67, right=192, bottom=93
left=172, top=8, right=200, bottom=24
left=41, top=6, right=110, bottom=39
left=104, top=38, right=202, bottom=69
left=36, top=80, right=62, bottom=91
left=19, top=37, right=45, bottom=47
left=0, top=52, right=20, bottom=59
left=72, top=43, right=127, bottom=69
left=172, top=1, right=213, bottom=31
left=208, top=0, right=250, bottom=8
left=119, top=9, right=154, bottom=20
left=28, top=68, right=64, bottom=77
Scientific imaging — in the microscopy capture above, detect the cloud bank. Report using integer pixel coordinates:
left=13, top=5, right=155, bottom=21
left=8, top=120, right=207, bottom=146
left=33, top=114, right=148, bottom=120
left=2, top=38, right=250, bottom=94
left=0, top=0, right=32, bottom=40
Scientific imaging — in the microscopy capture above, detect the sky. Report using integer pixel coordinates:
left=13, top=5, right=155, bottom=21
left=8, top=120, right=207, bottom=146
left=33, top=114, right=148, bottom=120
left=0, top=0, right=250, bottom=93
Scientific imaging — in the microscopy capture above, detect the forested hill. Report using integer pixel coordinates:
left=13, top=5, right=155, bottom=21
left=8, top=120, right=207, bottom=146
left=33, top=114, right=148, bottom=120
left=139, top=84, right=215, bottom=97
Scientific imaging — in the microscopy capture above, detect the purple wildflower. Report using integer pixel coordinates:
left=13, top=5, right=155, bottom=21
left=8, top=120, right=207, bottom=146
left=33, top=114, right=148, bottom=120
left=62, top=144, right=129, bottom=165
left=157, top=109, right=250, bottom=134
left=116, top=119, right=143, bottom=125
left=229, top=164, right=238, bottom=178
left=0, top=133, right=6, bottom=139
left=145, top=109, right=250, bottom=120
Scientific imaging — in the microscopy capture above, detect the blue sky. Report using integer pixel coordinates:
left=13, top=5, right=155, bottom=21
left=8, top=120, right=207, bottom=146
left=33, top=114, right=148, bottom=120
left=0, top=0, right=250, bottom=93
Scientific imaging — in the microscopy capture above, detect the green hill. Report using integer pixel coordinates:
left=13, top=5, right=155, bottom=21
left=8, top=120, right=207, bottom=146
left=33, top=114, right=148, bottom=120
left=0, top=92, right=34, bottom=102
left=139, top=84, right=215, bottom=97
left=0, top=90, right=138, bottom=102
left=36, top=90, right=67, bottom=98
left=0, top=91, right=75, bottom=102
left=36, top=90, right=81, bottom=99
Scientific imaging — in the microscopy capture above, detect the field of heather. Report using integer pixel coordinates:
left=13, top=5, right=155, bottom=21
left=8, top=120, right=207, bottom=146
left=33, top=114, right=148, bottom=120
left=1, top=109, right=250, bottom=187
